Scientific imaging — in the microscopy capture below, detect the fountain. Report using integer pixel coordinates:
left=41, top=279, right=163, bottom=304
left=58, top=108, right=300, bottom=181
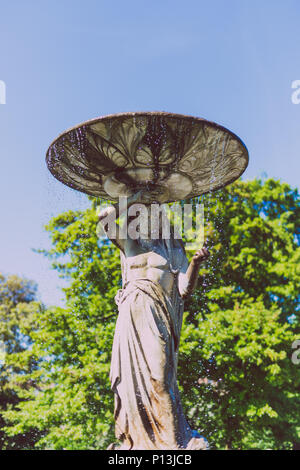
left=46, top=111, right=248, bottom=450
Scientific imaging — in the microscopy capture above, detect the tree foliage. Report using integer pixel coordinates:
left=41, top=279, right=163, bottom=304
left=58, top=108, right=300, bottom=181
left=0, top=274, right=43, bottom=449
left=2, top=178, right=300, bottom=449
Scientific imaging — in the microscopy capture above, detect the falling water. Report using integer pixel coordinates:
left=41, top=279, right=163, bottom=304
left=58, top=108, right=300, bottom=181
left=185, top=128, right=230, bottom=447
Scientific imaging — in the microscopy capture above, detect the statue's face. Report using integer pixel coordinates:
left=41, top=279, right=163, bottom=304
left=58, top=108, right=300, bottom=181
left=127, top=186, right=172, bottom=240
left=137, top=204, right=170, bottom=240
left=149, top=185, right=169, bottom=204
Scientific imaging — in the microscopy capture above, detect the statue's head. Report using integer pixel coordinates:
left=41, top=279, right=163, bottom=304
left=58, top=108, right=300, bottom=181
left=128, top=201, right=172, bottom=241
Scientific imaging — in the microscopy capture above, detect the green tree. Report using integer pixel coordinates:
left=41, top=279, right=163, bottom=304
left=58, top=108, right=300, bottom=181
left=3, top=206, right=120, bottom=449
left=3, top=178, right=300, bottom=449
left=0, top=273, right=42, bottom=449
left=180, top=178, right=300, bottom=449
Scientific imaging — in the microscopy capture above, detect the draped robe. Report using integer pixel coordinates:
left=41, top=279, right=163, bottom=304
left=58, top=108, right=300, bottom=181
left=109, top=239, right=208, bottom=450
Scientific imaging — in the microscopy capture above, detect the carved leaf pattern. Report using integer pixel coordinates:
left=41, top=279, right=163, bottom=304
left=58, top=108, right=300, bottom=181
left=46, top=112, right=248, bottom=201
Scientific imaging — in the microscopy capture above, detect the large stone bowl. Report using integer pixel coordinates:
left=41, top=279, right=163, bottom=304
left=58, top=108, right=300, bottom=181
left=46, top=111, right=249, bottom=203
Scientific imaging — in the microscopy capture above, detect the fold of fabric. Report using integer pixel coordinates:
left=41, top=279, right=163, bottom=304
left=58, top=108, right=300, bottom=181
left=110, top=278, right=208, bottom=450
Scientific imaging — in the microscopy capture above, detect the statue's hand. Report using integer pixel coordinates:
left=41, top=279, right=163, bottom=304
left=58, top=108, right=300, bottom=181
left=192, top=245, right=210, bottom=265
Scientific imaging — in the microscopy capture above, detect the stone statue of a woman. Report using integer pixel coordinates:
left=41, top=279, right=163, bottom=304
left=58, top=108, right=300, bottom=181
left=98, top=188, right=210, bottom=450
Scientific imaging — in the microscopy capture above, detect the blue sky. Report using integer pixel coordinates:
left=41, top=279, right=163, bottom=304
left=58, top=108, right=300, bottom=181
left=0, top=0, right=299, bottom=306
